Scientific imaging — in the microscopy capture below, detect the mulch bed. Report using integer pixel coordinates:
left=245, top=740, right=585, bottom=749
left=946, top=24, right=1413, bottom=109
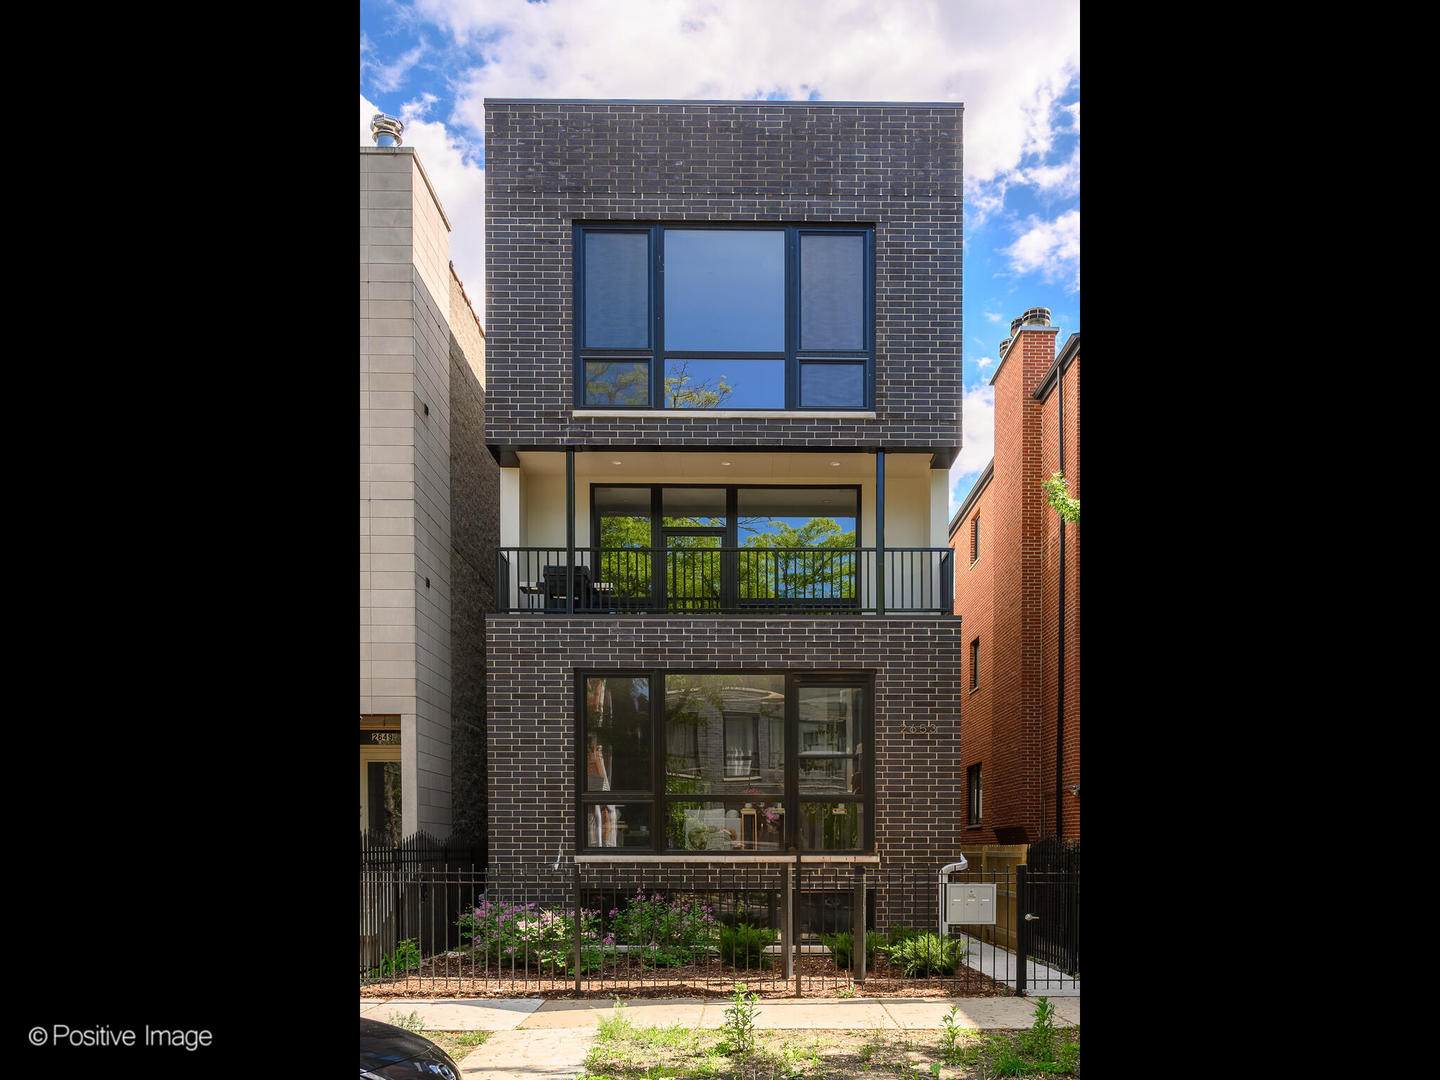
left=360, top=952, right=1011, bottom=999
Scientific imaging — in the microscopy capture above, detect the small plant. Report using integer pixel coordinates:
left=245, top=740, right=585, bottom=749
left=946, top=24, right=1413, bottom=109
left=885, top=933, right=966, bottom=977
left=1042, top=471, right=1080, bottom=524
left=1020, top=996, right=1056, bottom=1061
left=937, top=1004, right=964, bottom=1064
left=721, top=983, right=759, bottom=1056
left=720, top=921, right=776, bottom=969
left=387, top=1009, right=426, bottom=1032
left=835, top=984, right=857, bottom=998
left=595, top=998, right=633, bottom=1042
left=820, top=930, right=877, bottom=970
left=373, top=937, right=422, bottom=977
left=877, top=925, right=921, bottom=961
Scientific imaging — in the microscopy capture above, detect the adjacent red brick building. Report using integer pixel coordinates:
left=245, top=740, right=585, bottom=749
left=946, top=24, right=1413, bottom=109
left=949, top=309, right=1079, bottom=845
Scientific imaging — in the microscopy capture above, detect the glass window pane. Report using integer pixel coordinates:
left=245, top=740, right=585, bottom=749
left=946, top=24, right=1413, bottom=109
left=736, top=488, right=858, bottom=544
left=664, top=230, right=784, bottom=351
left=584, top=360, right=650, bottom=406
left=584, top=232, right=650, bottom=348
left=664, top=357, right=783, bottom=409
left=584, top=676, right=651, bottom=792
left=801, top=233, right=865, bottom=351
left=662, top=487, right=726, bottom=525
left=582, top=802, right=653, bottom=849
left=665, top=800, right=784, bottom=851
left=798, top=685, right=863, bottom=794
left=798, top=802, right=862, bottom=850
left=367, top=761, right=402, bottom=844
left=663, top=674, right=785, bottom=795
left=800, top=363, right=864, bottom=408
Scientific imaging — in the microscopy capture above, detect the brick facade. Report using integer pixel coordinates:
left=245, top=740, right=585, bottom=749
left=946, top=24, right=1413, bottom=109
left=482, top=101, right=967, bottom=880
left=487, top=616, right=967, bottom=874
left=483, top=101, right=962, bottom=460
left=949, top=322, right=1079, bottom=843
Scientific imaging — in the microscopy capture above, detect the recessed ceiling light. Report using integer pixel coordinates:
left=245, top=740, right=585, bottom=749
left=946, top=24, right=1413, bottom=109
left=830, top=461, right=842, bottom=467
left=611, top=460, right=623, bottom=465
left=720, top=461, right=732, bottom=466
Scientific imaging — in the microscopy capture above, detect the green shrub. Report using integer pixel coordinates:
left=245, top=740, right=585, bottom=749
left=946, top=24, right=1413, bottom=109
left=720, top=922, right=776, bottom=969
left=456, top=900, right=606, bottom=974
left=372, top=937, right=422, bottom=977
left=819, top=930, right=876, bottom=970
left=609, top=889, right=718, bottom=967
left=879, top=925, right=921, bottom=954
left=721, top=983, right=759, bottom=1056
left=885, top=932, right=966, bottom=976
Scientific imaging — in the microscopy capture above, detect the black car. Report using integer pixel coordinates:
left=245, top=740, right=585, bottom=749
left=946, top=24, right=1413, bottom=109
left=360, top=1018, right=462, bottom=1079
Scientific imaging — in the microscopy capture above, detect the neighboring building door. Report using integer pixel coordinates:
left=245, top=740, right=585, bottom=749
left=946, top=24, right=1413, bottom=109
left=359, top=745, right=402, bottom=843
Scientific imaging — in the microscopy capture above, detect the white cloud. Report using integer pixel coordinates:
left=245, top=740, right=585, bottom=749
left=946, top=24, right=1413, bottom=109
left=1016, top=144, right=1079, bottom=198
left=949, top=383, right=996, bottom=514
left=362, top=93, right=489, bottom=319
left=983, top=311, right=1005, bottom=324
left=397, top=0, right=1077, bottom=189
left=974, top=354, right=997, bottom=370
left=370, top=40, right=428, bottom=94
left=1004, top=209, right=1079, bottom=292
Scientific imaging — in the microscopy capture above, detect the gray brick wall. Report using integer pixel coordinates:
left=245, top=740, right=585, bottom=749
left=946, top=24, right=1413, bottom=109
left=483, top=102, right=962, bottom=456
left=449, top=309, right=498, bottom=847
left=485, top=616, right=965, bottom=875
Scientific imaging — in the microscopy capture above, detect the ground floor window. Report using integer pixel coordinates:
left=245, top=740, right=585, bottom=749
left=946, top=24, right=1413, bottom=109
left=579, top=671, right=872, bottom=854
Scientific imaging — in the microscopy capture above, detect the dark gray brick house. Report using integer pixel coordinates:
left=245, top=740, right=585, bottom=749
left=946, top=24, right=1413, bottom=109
left=483, top=100, right=966, bottom=905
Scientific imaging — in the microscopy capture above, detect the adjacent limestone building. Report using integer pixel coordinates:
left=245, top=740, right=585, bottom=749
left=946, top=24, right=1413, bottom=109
left=360, top=119, right=496, bottom=849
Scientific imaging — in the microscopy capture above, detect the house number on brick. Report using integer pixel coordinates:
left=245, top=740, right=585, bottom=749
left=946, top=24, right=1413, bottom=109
left=900, top=720, right=940, bottom=735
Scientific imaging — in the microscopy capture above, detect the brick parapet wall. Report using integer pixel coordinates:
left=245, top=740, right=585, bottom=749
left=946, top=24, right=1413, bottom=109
left=484, top=616, right=967, bottom=875
left=483, top=102, right=962, bottom=452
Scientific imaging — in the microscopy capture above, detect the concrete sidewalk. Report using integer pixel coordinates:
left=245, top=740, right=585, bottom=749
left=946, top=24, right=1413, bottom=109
left=360, top=995, right=1081, bottom=1080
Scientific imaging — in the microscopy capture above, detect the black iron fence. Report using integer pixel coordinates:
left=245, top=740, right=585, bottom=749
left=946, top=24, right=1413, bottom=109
left=360, top=840, right=1078, bottom=998
left=495, top=546, right=954, bottom=616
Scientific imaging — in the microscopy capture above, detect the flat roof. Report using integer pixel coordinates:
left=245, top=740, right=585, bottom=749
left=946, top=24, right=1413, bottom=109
left=947, top=459, right=994, bottom=538
left=485, top=98, right=962, bottom=108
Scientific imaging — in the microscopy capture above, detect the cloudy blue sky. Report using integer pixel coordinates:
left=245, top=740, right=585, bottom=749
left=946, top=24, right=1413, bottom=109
left=360, top=0, right=1079, bottom=517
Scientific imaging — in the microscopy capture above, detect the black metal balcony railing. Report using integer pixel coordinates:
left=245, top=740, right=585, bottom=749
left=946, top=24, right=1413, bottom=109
left=495, top=546, right=954, bottom=616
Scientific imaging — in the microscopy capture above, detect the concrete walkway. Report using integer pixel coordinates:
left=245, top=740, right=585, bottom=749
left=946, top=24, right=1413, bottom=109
left=360, top=995, right=1081, bottom=1079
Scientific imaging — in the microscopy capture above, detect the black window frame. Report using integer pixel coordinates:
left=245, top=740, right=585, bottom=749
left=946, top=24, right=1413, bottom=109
left=574, top=223, right=875, bottom=411
left=967, top=762, right=982, bottom=825
left=970, top=638, right=980, bottom=691
left=576, top=669, right=875, bottom=854
left=971, top=513, right=980, bottom=565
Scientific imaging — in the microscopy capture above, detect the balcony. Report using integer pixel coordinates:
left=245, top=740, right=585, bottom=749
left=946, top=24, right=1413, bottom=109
left=495, top=545, right=954, bottom=616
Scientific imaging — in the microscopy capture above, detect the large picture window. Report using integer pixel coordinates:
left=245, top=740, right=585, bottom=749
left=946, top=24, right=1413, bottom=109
left=578, top=671, right=873, bottom=853
left=575, top=224, right=874, bottom=410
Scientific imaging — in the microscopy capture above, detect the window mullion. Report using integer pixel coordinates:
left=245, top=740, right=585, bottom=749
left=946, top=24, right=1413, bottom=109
left=785, top=227, right=797, bottom=409
left=652, top=671, right=663, bottom=852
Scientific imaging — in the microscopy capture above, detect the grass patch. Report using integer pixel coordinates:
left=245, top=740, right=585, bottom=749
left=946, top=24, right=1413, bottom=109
left=420, top=1029, right=492, bottom=1061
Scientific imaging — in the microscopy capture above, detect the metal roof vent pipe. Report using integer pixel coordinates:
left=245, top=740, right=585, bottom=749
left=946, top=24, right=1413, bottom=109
left=370, top=114, right=404, bottom=147
left=1010, top=307, right=1051, bottom=334
left=998, top=337, right=1012, bottom=358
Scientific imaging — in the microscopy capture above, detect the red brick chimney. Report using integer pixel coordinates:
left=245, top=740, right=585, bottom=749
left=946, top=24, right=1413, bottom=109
left=988, top=307, right=1058, bottom=842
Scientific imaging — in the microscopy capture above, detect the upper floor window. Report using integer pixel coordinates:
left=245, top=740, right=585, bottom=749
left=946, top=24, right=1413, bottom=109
left=971, top=514, right=980, bottom=565
left=576, top=225, right=874, bottom=411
